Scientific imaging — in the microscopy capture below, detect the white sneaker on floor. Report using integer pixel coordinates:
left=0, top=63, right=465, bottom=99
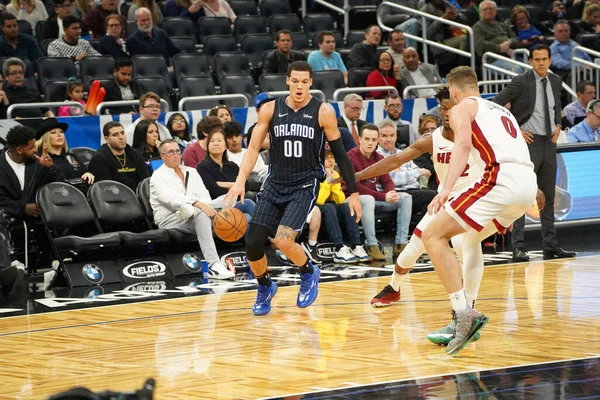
left=352, top=245, right=372, bottom=262
left=207, top=261, right=235, bottom=280
left=334, top=245, right=359, bottom=264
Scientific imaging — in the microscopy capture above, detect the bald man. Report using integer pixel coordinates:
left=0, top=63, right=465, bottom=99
left=127, top=7, right=181, bottom=64
left=399, top=47, right=442, bottom=97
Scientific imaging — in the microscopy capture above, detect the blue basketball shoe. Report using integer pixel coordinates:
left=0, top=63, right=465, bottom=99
left=253, top=281, right=278, bottom=316
left=297, top=264, right=320, bottom=308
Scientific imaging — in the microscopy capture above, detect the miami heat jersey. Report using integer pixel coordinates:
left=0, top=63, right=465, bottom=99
left=432, top=127, right=483, bottom=197
left=268, top=96, right=326, bottom=186
left=467, top=96, right=533, bottom=170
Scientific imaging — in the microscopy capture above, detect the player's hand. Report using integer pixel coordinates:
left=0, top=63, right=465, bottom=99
left=536, top=188, right=546, bottom=211
left=24, top=203, right=38, bottom=217
left=347, top=192, right=362, bottom=223
left=521, top=129, right=534, bottom=144
left=81, top=172, right=94, bottom=184
left=194, top=202, right=217, bottom=217
left=385, top=191, right=399, bottom=203
left=33, top=145, right=53, bottom=168
left=428, top=189, right=449, bottom=215
left=223, top=181, right=245, bottom=207
left=551, top=126, right=561, bottom=143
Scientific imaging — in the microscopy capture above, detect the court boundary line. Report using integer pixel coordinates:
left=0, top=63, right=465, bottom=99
left=258, top=354, right=600, bottom=400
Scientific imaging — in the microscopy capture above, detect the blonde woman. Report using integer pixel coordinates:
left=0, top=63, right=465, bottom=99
left=127, top=0, right=163, bottom=24
left=72, top=0, right=94, bottom=19
left=7, top=0, right=49, bottom=34
left=581, top=3, right=600, bottom=34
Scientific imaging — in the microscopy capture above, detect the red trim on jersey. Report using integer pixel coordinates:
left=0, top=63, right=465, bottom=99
left=449, top=122, right=501, bottom=232
left=413, top=227, right=422, bottom=238
left=493, top=218, right=507, bottom=234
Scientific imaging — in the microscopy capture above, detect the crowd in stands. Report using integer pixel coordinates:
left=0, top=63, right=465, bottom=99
left=1, top=0, right=600, bottom=278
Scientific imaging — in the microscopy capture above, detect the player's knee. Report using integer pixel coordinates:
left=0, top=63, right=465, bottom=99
left=245, top=224, right=270, bottom=261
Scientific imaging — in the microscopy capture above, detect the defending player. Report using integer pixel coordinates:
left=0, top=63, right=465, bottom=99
left=224, top=61, right=362, bottom=316
left=423, top=66, right=537, bottom=355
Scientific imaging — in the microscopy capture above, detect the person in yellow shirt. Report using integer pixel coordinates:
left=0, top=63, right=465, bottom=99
left=305, top=143, right=372, bottom=264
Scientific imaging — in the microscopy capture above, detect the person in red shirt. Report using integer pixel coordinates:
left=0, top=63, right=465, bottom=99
left=347, top=123, right=412, bottom=260
left=366, top=50, right=403, bottom=100
left=181, top=116, right=221, bottom=168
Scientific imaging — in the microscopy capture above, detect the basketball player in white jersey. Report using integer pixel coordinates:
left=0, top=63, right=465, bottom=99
left=423, top=66, right=537, bottom=355
left=354, top=86, right=493, bottom=346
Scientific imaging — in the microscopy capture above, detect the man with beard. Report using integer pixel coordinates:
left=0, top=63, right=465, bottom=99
left=127, top=7, right=181, bottom=64
left=382, top=93, right=419, bottom=147
left=103, top=57, right=147, bottom=115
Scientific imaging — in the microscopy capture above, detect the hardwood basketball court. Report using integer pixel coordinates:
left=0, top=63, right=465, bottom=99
left=0, top=254, right=598, bottom=399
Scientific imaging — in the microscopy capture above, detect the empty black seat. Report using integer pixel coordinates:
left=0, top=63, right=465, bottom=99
left=173, top=53, right=211, bottom=83
left=127, top=19, right=137, bottom=37
left=220, top=74, right=256, bottom=104
left=269, top=14, right=302, bottom=38
left=36, top=182, right=122, bottom=252
left=259, top=0, right=291, bottom=18
left=37, top=57, right=76, bottom=89
left=576, top=33, right=600, bottom=52
left=258, top=73, right=287, bottom=92
left=133, top=77, right=172, bottom=109
left=240, top=33, right=274, bottom=68
left=161, top=17, right=196, bottom=42
left=132, top=54, right=171, bottom=87
left=230, top=0, right=258, bottom=16
left=171, top=36, right=196, bottom=53
left=291, top=32, right=309, bottom=50
left=348, top=67, right=372, bottom=88
left=213, top=51, right=251, bottom=82
left=303, top=13, right=335, bottom=35
left=88, top=180, right=170, bottom=246
left=197, top=17, right=233, bottom=43
left=43, top=80, right=69, bottom=102
left=312, top=70, right=345, bottom=101
left=80, top=56, right=115, bottom=90
left=234, top=15, right=267, bottom=42
left=178, top=76, right=216, bottom=98
left=203, top=35, right=237, bottom=57
left=346, top=30, right=366, bottom=48
left=17, top=20, right=32, bottom=36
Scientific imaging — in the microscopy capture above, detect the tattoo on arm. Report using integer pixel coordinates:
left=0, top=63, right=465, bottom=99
left=275, top=225, right=298, bottom=242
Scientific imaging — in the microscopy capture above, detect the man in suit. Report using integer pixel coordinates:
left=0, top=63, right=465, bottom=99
left=399, top=47, right=442, bottom=98
left=337, top=93, right=367, bottom=146
left=493, top=44, right=575, bottom=261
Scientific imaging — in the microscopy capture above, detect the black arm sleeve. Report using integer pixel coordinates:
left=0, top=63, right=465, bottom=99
left=329, top=137, right=358, bottom=194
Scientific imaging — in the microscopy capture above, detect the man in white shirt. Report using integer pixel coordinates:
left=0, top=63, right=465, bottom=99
left=399, top=47, right=442, bottom=98
left=150, top=139, right=233, bottom=279
left=125, top=92, right=172, bottom=145
left=386, top=29, right=406, bottom=68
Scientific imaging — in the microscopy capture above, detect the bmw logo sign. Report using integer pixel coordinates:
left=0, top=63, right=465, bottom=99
left=82, top=264, right=104, bottom=284
left=182, top=253, right=201, bottom=272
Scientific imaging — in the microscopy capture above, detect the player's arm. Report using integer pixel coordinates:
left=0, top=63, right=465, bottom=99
left=223, top=101, right=274, bottom=205
left=442, top=101, right=475, bottom=194
left=354, top=133, right=433, bottom=182
left=320, top=103, right=358, bottom=194
left=320, top=103, right=362, bottom=221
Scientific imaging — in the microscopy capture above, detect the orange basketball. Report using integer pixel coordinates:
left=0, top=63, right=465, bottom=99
left=213, top=207, right=247, bottom=242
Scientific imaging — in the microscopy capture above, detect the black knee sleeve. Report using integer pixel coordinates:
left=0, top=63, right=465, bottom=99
left=245, top=223, right=271, bottom=261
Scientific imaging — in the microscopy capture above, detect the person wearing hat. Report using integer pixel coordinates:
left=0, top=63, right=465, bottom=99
left=246, top=92, right=275, bottom=151
left=35, top=117, right=94, bottom=186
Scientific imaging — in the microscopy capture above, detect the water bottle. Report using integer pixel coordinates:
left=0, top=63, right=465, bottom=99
left=419, top=175, right=429, bottom=189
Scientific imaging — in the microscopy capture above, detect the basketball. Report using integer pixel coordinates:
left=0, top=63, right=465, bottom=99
left=213, top=207, right=247, bottom=242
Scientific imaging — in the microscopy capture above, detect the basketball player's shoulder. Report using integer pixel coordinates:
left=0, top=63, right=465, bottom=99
left=318, top=102, right=335, bottom=123
left=258, top=99, right=276, bottom=121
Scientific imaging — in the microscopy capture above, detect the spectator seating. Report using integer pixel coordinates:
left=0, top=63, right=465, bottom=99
left=303, top=13, right=335, bottom=35
left=258, top=73, right=287, bottom=92
left=576, top=33, right=600, bottom=52
left=259, top=0, right=292, bottom=18
left=240, top=33, right=275, bottom=68
left=203, top=35, right=237, bottom=57
left=291, top=32, right=309, bottom=50
left=80, top=56, right=115, bottom=90
left=133, top=77, right=172, bottom=109
left=127, top=20, right=137, bottom=38
left=234, top=15, right=267, bottom=42
left=269, top=14, right=302, bottom=38
left=171, top=37, right=196, bottom=54
left=44, top=80, right=69, bottom=102
left=37, top=57, right=76, bottom=91
left=178, top=76, right=217, bottom=98
left=173, top=53, right=212, bottom=84
left=196, top=17, right=232, bottom=44
left=87, top=180, right=170, bottom=248
left=132, top=55, right=171, bottom=88
left=346, top=30, right=366, bottom=48
left=230, top=0, right=259, bottom=16
left=524, top=4, right=547, bottom=24
left=348, top=67, right=372, bottom=88
left=17, top=20, right=32, bottom=36
left=70, top=147, right=97, bottom=168
left=161, top=17, right=197, bottom=43
left=213, top=51, right=251, bottom=83
left=348, top=5, right=378, bottom=30
left=220, top=74, right=257, bottom=105
left=0, top=57, right=36, bottom=87
left=495, top=6, right=512, bottom=22
left=312, top=70, right=345, bottom=101
left=35, top=20, right=46, bottom=39
left=40, top=38, right=53, bottom=56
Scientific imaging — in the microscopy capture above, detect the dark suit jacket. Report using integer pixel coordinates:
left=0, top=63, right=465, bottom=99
left=0, top=150, right=61, bottom=220
left=102, top=79, right=147, bottom=114
left=493, top=69, right=562, bottom=129
left=337, top=116, right=367, bottom=134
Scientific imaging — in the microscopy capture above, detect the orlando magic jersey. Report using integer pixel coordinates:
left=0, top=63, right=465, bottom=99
left=267, top=96, right=326, bottom=186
